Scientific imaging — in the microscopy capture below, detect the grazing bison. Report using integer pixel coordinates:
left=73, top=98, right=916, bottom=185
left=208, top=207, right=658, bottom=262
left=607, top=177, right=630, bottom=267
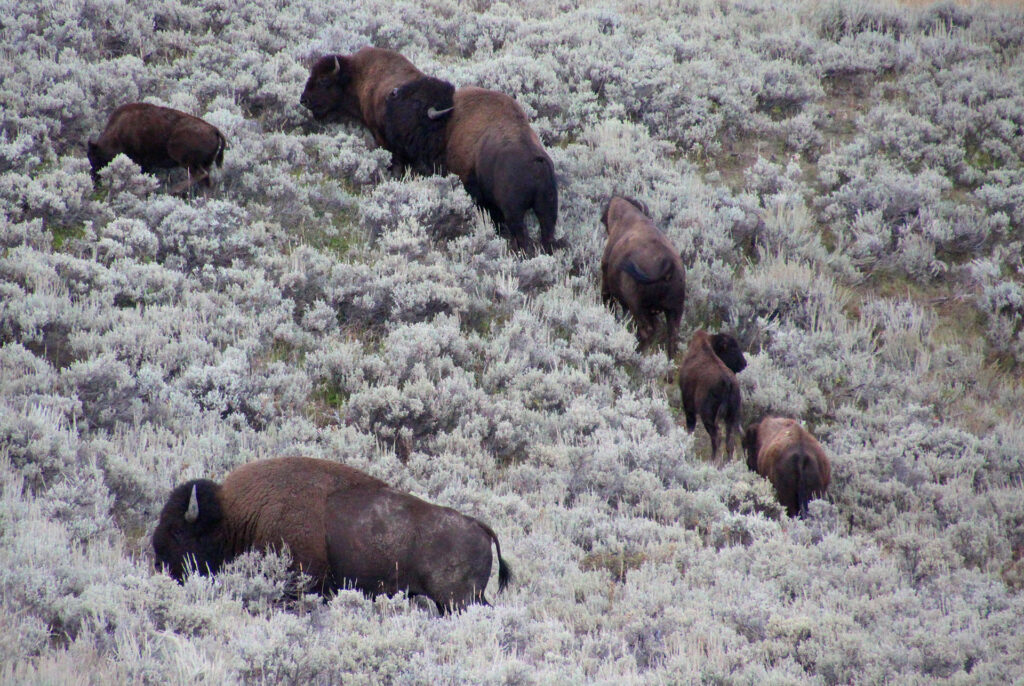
left=678, top=330, right=747, bottom=462
left=87, top=103, right=226, bottom=194
left=441, top=86, right=559, bottom=254
left=299, top=48, right=454, bottom=173
left=152, top=457, right=511, bottom=614
left=743, top=417, right=831, bottom=518
left=300, top=49, right=559, bottom=253
left=601, top=196, right=686, bottom=359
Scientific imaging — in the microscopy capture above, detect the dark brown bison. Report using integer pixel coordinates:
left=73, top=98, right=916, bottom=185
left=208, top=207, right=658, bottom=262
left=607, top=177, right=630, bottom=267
left=299, top=48, right=454, bottom=173
left=87, top=103, right=226, bottom=193
left=678, top=330, right=747, bottom=462
left=743, top=417, right=831, bottom=518
left=300, top=49, right=558, bottom=254
left=601, top=196, right=686, bottom=359
left=441, top=86, right=559, bottom=254
left=152, top=457, right=511, bottom=614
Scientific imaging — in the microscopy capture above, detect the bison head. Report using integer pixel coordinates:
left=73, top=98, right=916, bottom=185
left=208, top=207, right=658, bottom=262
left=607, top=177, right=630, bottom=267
left=152, top=479, right=227, bottom=581
left=300, top=55, right=360, bottom=121
left=601, top=196, right=650, bottom=231
left=711, top=333, right=747, bottom=374
left=382, top=77, right=455, bottom=173
left=86, top=140, right=109, bottom=182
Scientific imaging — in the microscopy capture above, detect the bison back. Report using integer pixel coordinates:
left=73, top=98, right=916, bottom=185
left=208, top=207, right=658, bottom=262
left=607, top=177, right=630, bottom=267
left=325, top=487, right=495, bottom=611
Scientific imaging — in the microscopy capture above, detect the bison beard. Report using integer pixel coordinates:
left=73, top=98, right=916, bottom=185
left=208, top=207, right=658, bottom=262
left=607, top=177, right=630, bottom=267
left=152, top=457, right=511, bottom=614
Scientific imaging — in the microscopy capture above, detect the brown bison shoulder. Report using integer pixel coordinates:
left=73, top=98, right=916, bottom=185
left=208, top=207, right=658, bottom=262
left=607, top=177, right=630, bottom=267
left=601, top=196, right=686, bottom=359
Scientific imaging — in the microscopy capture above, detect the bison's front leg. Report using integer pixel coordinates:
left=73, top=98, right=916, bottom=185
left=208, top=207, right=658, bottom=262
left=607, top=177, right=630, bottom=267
left=170, top=166, right=210, bottom=196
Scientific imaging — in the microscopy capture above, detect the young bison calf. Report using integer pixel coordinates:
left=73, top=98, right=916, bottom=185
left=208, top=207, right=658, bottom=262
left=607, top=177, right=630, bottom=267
left=152, top=456, right=511, bottom=614
left=87, top=103, right=226, bottom=194
left=678, top=330, right=747, bottom=462
left=743, top=417, right=831, bottom=517
left=600, top=196, right=686, bottom=360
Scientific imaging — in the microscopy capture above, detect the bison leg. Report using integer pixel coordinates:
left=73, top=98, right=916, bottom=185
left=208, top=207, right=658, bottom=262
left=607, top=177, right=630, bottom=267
left=169, top=166, right=209, bottom=196
left=704, top=417, right=720, bottom=462
left=664, top=309, right=682, bottom=361
left=633, top=309, right=658, bottom=353
left=506, top=217, right=535, bottom=256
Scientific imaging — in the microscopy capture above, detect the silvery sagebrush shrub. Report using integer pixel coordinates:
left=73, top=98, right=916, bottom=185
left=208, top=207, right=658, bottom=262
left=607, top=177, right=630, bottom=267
left=2, top=0, right=1024, bottom=682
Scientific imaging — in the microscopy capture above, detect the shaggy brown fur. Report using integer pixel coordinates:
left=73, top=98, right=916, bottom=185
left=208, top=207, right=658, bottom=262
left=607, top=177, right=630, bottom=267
left=300, top=48, right=454, bottom=172
left=152, top=457, right=511, bottom=614
left=743, top=417, right=832, bottom=518
left=601, top=196, right=686, bottom=359
left=678, top=330, right=747, bottom=462
left=441, top=86, right=559, bottom=254
left=87, top=103, right=226, bottom=193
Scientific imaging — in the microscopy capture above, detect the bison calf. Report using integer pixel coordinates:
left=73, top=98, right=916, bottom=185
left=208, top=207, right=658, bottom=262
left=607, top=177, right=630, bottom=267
left=678, top=330, right=747, bottom=462
left=152, top=457, right=511, bottom=614
left=87, top=103, right=225, bottom=194
left=601, top=196, right=686, bottom=359
left=743, top=417, right=831, bottom=518
left=300, top=48, right=454, bottom=174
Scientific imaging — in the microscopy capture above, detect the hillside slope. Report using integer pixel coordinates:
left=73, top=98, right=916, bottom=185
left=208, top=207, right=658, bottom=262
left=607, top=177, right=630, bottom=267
left=2, top=0, right=1023, bottom=682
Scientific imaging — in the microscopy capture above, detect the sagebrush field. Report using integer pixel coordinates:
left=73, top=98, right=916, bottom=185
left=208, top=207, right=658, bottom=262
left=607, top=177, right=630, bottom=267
left=2, top=0, right=1023, bottom=683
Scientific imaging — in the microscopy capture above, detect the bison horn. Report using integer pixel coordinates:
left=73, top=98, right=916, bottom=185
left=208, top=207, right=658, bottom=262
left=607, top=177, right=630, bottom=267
left=427, top=106, right=454, bottom=120
left=185, top=484, right=199, bottom=523
left=331, top=56, right=341, bottom=75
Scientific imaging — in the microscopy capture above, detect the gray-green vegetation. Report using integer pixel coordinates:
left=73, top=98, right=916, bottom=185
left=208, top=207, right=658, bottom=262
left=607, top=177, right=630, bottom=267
left=2, top=0, right=1023, bottom=682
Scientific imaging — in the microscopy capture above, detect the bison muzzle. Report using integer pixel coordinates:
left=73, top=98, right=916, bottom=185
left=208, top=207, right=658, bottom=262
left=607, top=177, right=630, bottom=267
left=152, top=457, right=511, bottom=614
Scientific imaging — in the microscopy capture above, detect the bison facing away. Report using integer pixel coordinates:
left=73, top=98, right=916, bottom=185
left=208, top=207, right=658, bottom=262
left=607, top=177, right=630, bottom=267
left=299, top=48, right=454, bottom=174
left=152, top=457, right=511, bottom=614
left=678, top=330, right=747, bottom=462
left=442, top=87, right=559, bottom=254
left=743, top=417, right=832, bottom=518
left=87, top=103, right=225, bottom=194
left=601, top=196, right=686, bottom=359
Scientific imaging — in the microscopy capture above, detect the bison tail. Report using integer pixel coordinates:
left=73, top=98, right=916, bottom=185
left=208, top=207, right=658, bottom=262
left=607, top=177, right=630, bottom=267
left=477, top=520, right=513, bottom=593
left=533, top=157, right=559, bottom=250
left=796, top=453, right=816, bottom=518
left=622, top=255, right=672, bottom=285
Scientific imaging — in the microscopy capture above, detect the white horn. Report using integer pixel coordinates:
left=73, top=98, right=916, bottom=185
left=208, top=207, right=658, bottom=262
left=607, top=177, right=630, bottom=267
left=184, top=484, right=199, bottom=523
left=331, top=56, right=341, bottom=75
left=427, top=106, right=454, bottom=120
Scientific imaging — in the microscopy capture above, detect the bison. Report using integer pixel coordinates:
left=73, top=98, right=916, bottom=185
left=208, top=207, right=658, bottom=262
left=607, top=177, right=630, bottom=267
left=440, top=86, right=559, bottom=254
left=87, top=103, right=226, bottom=194
left=601, top=196, right=686, bottom=359
left=300, top=49, right=559, bottom=254
left=743, top=417, right=832, bottom=518
left=678, top=330, right=747, bottom=462
left=299, top=48, right=454, bottom=174
left=152, top=456, right=511, bottom=614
